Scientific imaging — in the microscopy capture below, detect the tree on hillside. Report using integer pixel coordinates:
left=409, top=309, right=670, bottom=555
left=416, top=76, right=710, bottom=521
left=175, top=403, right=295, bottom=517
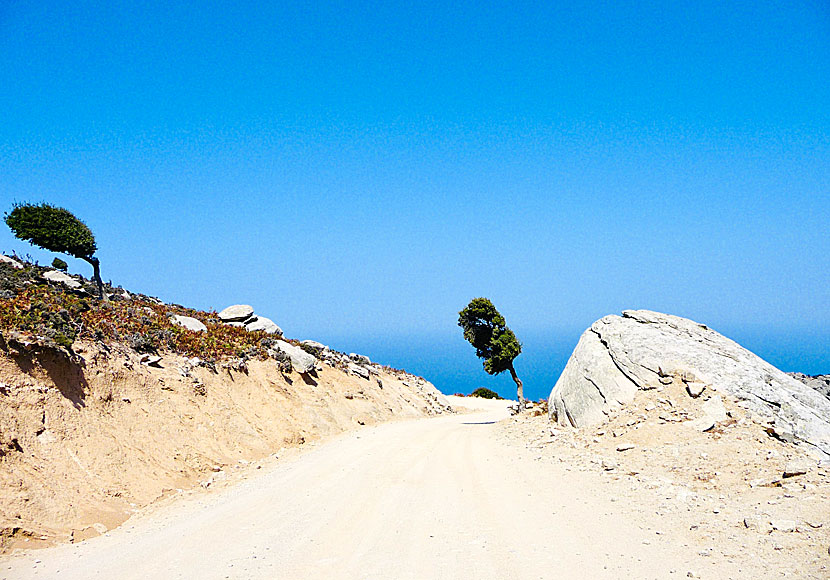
left=458, top=297, right=524, bottom=404
left=4, top=203, right=105, bottom=299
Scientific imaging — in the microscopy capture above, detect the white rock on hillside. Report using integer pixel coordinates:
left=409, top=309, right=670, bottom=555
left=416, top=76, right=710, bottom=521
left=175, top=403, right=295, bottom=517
left=349, top=353, right=371, bottom=365
left=170, top=315, right=207, bottom=333
left=0, top=255, right=23, bottom=269
left=43, top=270, right=81, bottom=289
left=245, top=316, right=282, bottom=336
left=548, top=310, right=830, bottom=459
left=300, top=340, right=326, bottom=354
left=218, top=304, right=254, bottom=322
left=272, top=340, right=316, bottom=374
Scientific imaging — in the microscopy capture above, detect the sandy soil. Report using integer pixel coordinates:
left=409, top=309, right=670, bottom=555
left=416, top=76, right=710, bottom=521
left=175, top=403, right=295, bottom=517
left=0, top=338, right=449, bottom=550
left=3, top=393, right=826, bottom=579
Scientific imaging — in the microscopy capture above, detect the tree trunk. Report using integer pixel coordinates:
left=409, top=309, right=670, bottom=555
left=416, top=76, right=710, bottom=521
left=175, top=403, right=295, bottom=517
left=508, top=364, right=524, bottom=408
left=83, top=256, right=106, bottom=300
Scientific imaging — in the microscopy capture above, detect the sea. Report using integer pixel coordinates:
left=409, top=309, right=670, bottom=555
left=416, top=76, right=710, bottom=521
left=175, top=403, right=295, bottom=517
left=322, top=326, right=829, bottom=403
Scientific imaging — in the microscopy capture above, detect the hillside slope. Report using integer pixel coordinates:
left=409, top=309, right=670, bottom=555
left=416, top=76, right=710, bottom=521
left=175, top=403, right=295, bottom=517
left=0, top=256, right=451, bottom=551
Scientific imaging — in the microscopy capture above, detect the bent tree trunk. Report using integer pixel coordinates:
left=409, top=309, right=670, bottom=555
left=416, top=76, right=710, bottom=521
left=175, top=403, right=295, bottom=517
left=83, top=256, right=105, bottom=300
left=508, top=364, right=524, bottom=407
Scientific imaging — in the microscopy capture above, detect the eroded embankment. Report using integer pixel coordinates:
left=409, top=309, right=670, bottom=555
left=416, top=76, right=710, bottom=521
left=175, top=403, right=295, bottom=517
left=0, top=335, right=450, bottom=551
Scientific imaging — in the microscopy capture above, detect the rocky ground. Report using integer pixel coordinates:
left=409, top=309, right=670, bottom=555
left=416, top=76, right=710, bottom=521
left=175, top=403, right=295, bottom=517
left=501, top=381, right=830, bottom=579
left=790, top=373, right=830, bottom=402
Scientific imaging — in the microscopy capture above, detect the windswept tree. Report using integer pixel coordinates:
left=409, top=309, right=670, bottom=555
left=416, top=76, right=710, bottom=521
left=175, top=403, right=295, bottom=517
left=458, top=297, right=524, bottom=404
left=4, top=203, right=105, bottom=299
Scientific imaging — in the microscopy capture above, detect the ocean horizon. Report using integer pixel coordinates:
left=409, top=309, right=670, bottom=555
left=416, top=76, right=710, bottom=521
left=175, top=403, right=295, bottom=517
left=320, top=326, right=830, bottom=402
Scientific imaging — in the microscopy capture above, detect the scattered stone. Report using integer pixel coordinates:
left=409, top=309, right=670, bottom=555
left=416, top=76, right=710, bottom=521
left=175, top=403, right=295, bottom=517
left=270, top=341, right=316, bottom=374
left=782, top=459, right=813, bottom=478
left=601, top=459, right=618, bottom=471
left=702, top=395, right=728, bottom=423
left=91, top=523, right=108, bottom=534
left=218, top=304, right=255, bottom=322
left=139, top=354, right=163, bottom=367
left=689, top=416, right=715, bottom=432
left=300, top=340, right=326, bottom=354
left=770, top=519, right=797, bottom=533
left=616, top=443, right=635, bottom=452
left=0, top=255, right=23, bottom=269
left=42, top=270, right=82, bottom=289
left=686, top=382, right=706, bottom=398
left=170, top=315, right=207, bottom=333
left=744, top=516, right=770, bottom=531
left=349, top=353, right=371, bottom=365
left=659, top=376, right=673, bottom=385
left=245, top=316, right=282, bottom=335
left=349, top=364, right=370, bottom=380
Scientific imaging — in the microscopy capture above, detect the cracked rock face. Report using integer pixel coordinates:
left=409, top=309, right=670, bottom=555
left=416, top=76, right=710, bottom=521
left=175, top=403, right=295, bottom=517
left=548, top=310, right=830, bottom=459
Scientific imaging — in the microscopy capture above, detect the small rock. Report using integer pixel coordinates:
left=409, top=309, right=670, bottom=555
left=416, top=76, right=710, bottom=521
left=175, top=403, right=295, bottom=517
left=218, top=304, right=255, bottom=322
left=782, top=459, right=813, bottom=478
left=140, top=354, right=163, bottom=367
left=770, top=519, right=796, bottom=533
left=702, top=395, right=728, bottom=422
left=170, top=315, right=207, bottom=332
left=349, top=364, right=370, bottom=380
left=271, top=340, right=316, bottom=374
left=43, top=270, right=82, bottom=289
left=349, top=353, right=371, bottom=365
left=744, top=516, right=771, bottom=532
left=689, top=417, right=715, bottom=432
left=616, top=443, right=635, bottom=452
left=686, top=382, right=706, bottom=398
left=300, top=340, right=326, bottom=353
left=659, top=376, right=673, bottom=385
left=245, top=316, right=282, bottom=335
left=92, top=523, right=108, bottom=534
left=0, top=255, right=23, bottom=269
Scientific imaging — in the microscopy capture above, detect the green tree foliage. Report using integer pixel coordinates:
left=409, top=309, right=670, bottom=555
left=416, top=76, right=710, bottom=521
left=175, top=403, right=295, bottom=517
left=458, top=297, right=524, bottom=403
left=51, top=257, right=68, bottom=272
left=5, top=203, right=105, bottom=298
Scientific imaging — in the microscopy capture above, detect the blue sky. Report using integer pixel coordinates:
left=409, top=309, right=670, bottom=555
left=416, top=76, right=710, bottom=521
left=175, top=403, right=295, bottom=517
left=1, top=2, right=828, bottom=397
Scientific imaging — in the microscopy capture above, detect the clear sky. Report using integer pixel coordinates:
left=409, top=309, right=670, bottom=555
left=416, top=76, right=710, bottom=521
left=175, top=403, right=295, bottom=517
left=1, top=2, right=828, bottom=397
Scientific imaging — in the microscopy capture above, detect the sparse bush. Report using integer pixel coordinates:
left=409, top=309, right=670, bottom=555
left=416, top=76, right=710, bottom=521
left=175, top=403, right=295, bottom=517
left=299, top=342, right=319, bottom=357
left=51, top=257, right=68, bottom=271
left=470, top=387, right=501, bottom=399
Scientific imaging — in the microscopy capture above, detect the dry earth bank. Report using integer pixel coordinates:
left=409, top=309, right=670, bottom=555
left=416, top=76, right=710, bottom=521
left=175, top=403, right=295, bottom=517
left=0, top=337, right=450, bottom=551
left=501, top=384, right=830, bottom=579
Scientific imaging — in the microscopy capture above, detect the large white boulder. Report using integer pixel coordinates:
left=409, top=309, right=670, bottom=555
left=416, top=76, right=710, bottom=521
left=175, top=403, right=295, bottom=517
left=300, top=340, right=326, bottom=354
left=245, top=315, right=282, bottom=336
left=271, top=340, right=316, bottom=374
left=549, top=310, right=830, bottom=459
left=0, top=255, right=23, bottom=269
left=170, top=315, right=207, bottom=333
left=42, top=270, right=81, bottom=289
left=218, top=304, right=254, bottom=322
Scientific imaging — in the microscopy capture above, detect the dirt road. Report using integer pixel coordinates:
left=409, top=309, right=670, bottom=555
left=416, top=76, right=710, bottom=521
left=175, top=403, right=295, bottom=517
left=0, top=398, right=800, bottom=579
